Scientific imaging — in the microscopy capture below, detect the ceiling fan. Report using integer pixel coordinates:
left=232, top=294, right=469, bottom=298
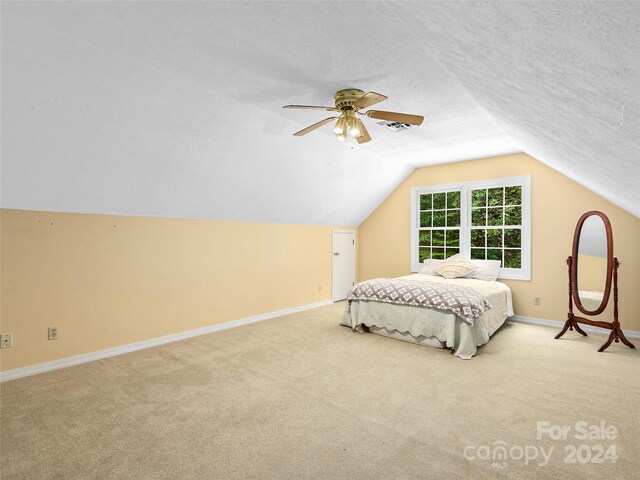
left=283, top=89, right=424, bottom=144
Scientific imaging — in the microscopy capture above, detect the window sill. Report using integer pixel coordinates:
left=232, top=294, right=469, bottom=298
left=498, top=273, right=531, bottom=281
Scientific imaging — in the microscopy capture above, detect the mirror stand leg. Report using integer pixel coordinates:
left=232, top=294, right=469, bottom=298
left=615, top=328, right=635, bottom=349
left=598, top=327, right=636, bottom=352
left=598, top=330, right=616, bottom=352
left=555, top=316, right=575, bottom=339
left=573, top=322, right=588, bottom=336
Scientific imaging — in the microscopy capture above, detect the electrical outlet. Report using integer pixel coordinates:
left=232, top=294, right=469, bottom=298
left=48, top=326, right=59, bottom=340
left=1, top=333, right=13, bottom=349
left=534, top=297, right=542, bottom=306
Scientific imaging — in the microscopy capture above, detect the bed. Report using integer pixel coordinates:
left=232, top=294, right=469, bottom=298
left=340, top=274, right=513, bottom=359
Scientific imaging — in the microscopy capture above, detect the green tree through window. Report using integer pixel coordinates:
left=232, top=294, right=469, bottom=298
left=470, top=186, right=523, bottom=268
left=418, top=190, right=461, bottom=261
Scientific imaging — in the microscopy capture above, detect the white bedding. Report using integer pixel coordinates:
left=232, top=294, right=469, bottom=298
left=341, top=274, right=514, bottom=359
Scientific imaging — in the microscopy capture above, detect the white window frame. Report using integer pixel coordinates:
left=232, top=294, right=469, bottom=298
left=410, top=175, right=531, bottom=281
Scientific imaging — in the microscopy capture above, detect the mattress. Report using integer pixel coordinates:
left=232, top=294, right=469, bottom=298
left=341, top=274, right=514, bottom=359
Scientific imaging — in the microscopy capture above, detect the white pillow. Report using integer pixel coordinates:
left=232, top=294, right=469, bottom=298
left=435, top=258, right=478, bottom=279
left=419, top=254, right=463, bottom=275
left=463, top=259, right=501, bottom=281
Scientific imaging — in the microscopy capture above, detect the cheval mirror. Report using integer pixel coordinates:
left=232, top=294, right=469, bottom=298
left=555, top=211, right=635, bottom=352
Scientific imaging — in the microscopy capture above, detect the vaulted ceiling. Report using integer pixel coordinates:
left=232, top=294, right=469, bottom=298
left=2, top=1, right=638, bottom=225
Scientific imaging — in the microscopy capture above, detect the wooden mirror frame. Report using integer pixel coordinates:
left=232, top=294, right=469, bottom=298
left=555, top=210, right=635, bottom=352
left=570, top=211, right=613, bottom=316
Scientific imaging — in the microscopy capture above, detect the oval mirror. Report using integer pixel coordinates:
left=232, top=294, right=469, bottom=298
left=572, top=212, right=613, bottom=315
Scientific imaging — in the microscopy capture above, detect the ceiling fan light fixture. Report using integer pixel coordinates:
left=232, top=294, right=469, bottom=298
left=350, top=118, right=363, bottom=138
left=333, top=117, right=346, bottom=135
left=336, top=132, right=347, bottom=141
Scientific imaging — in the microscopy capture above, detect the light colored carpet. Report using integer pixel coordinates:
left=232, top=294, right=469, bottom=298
left=1, top=302, right=639, bottom=479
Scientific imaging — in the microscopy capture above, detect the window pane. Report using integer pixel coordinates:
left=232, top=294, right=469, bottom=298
left=471, top=189, right=487, bottom=207
left=487, top=248, right=501, bottom=261
left=447, top=191, right=461, bottom=209
left=432, top=230, right=445, bottom=246
left=471, top=248, right=485, bottom=260
left=505, top=186, right=522, bottom=206
left=446, top=229, right=460, bottom=247
left=504, top=249, right=522, bottom=268
left=488, top=187, right=503, bottom=206
left=433, top=211, right=446, bottom=228
left=415, top=183, right=527, bottom=275
left=419, top=231, right=431, bottom=246
left=505, top=206, right=522, bottom=225
left=446, top=209, right=461, bottom=227
left=471, top=208, right=486, bottom=226
left=504, top=229, right=521, bottom=248
left=445, top=248, right=459, bottom=258
left=420, top=194, right=432, bottom=210
left=471, top=229, right=485, bottom=248
left=433, top=192, right=446, bottom=209
left=486, top=228, right=503, bottom=248
left=420, top=211, right=432, bottom=228
left=487, top=207, right=504, bottom=226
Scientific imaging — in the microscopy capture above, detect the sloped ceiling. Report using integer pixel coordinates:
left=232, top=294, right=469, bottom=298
left=1, top=1, right=637, bottom=225
left=393, top=1, right=640, bottom=218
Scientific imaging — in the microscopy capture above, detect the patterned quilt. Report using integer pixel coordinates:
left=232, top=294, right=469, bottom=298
left=347, top=278, right=491, bottom=325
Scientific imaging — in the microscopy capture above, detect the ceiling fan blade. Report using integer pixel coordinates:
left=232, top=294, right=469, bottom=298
left=366, top=110, right=424, bottom=126
left=354, top=92, right=388, bottom=109
left=293, top=117, right=338, bottom=136
left=283, top=105, right=338, bottom=111
left=356, top=121, right=372, bottom=144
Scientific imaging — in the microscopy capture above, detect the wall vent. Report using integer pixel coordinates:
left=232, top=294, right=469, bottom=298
left=377, top=121, right=412, bottom=132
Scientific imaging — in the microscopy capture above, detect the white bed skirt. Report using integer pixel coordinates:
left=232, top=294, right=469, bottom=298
left=367, top=325, right=445, bottom=349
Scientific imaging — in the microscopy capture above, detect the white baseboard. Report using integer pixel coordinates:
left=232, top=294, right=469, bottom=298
left=509, top=315, right=640, bottom=339
left=0, top=299, right=333, bottom=383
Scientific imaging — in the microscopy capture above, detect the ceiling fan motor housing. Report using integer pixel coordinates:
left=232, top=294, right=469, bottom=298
left=334, top=89, right=365, bottom=110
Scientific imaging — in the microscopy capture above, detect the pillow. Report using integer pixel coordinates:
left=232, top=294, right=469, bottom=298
left=418, top=254, right=463, bottom=275
left=435, top=257, right=478, bottom=279
left=463, top=259, right=501, bottom=281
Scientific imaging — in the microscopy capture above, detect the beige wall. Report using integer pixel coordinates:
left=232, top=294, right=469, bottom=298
left=577, top=254, right=608, bottom=292
left=358, top=153, right=640, bottom=331
left=0, top=209, right=354, bottom=372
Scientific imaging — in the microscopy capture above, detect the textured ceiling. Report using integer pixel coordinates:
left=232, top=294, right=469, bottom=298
left=1, top=1, right=637, bottom=225
left=393, top=1, right=640, bottom=217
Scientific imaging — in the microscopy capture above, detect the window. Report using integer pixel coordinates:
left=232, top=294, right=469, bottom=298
left=417, top=190, right=461, bottom=261
left=411, top=176, right=531, bottom=280
left=469, top=185, right=523, bottom=268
